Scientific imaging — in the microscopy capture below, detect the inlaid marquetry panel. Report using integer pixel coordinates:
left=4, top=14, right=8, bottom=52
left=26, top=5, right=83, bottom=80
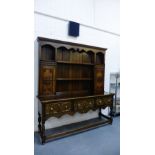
left=41, top=65, right=55, bottom=80
left=74, top=98, right=95, bottom=113
left=94, top=67, right=104, bottom=94
left=45, top=101, right=72, bottom=117
left=42, top=81, right=53, bottom=95
left=96, top=96, right=113, bottom=108
left=39, top=64, right=56, bottom=96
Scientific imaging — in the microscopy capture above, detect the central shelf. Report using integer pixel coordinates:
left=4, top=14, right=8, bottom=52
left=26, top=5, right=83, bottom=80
left=57, top=61, right=94, bottom=66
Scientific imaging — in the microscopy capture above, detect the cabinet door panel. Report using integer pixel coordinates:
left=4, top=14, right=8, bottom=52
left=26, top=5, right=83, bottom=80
left=94, top=67, right=104, bottom=94
left=39, top=65, right=56, bottom=96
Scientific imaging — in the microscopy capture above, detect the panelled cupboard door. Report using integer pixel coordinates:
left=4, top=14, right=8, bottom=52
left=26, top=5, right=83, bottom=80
left=39, top=64, right=56, bottom=96
left=94, top=67, right=104, bottom=94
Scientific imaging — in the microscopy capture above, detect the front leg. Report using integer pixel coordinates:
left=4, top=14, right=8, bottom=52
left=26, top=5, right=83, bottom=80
left=38, top=112, right=41, bottom=135
left=98, top=107, right=102, bottom=118
left=41, top=118, right=46, bottom=144
left=99, top=107, right=113, bottom=124
left=109, top=106, right=113, bottom=124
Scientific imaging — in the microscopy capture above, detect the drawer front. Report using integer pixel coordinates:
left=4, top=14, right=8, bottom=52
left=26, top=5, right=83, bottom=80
left=96, top=96, right=113, bottom=108
left=45, top=101, right=72, bottom=117
left=74, top=98, right=95, bottom=113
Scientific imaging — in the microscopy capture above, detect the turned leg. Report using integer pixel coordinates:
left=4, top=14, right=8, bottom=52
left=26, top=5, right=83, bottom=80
left=109, top=107, right=113, bottom=124
left=98, top=108, right=102, bottom=118
left=38, top=112, right=41, bottom=134
left=41, top=119, right=46, bottom=144
left=98, top=107, right=113, bottom=124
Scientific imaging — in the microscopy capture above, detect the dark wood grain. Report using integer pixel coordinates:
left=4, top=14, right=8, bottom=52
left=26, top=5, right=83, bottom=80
left=37, top=37, right=114, bottom=144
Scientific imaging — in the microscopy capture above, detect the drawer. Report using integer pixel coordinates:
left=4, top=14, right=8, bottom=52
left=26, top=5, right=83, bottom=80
left=96, top=96, right=113, bottom=108
left=45, top=101, right=72, bottom=117
left=74, top=98, right=95, bottom=113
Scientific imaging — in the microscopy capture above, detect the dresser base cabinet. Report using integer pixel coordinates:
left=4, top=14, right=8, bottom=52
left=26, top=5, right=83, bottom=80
left=38, top=94, right=114, bottom=144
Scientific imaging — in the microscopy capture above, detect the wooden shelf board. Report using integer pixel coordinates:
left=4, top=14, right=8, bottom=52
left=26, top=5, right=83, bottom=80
left=40, top=60, right=56, bottom=63
left=56, top=90, right=89, bottom=94
left=57, top=61, right=94, bottom=66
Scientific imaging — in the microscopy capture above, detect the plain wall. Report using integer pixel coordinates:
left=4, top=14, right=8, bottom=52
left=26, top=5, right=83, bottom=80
left=34, top=0, right=120, bottom=131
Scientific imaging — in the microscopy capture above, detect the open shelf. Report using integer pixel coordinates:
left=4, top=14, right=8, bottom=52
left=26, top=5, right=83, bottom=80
left=56, top=64, right=93, bottom=80
left=57, top=47, right=70, bottom=61
left=56, top=47, right=95, bottom=65
left=56, top=90, right=89, bottom=96
left=96, top=52, right=104, bottom=65
left=56, top=79, right=92, bottom=88
left=40, top=44, right=55, bottom=61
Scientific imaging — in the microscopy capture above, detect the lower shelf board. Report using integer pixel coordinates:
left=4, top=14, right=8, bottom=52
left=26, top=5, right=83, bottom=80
left=44, top=116, right=112, bottom=142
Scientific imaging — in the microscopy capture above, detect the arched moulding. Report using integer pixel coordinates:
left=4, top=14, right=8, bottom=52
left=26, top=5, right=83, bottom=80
left=41, top=44, right=55, bottom=61
left=57, top=46, right=70, bottom=61
left=45, top=112, right=75, bottom=120
left=57, top=45, right=70, bottom=50
left=86, top=50, right=94, bottom=64
left=74, top=108, right=97, bottom=114
left=79, top=49, right=86, bottom=53
left=79, top=49, right=86, bottom=64
left=57, top=46, right=68, bottom=50
left=96, top=52, right=104, bottom=65
left=69, top=48, right=81, bottom=63
left=40, top=41, right=55, bottom=47
left=81, top=49, right=94, bottom=64
left=45, top=108, right=98, bottom=120
left=68, top=47, right=76, bottom=52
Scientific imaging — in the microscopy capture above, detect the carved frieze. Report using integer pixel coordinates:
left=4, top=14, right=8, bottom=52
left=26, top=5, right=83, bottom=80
left=45, top=101, right=72, bottom=118
left=74, top=98, right=95, bottom=113
left=96, top=96, right=113, bottom=108
left=44, top=95, right=113, bottom=118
